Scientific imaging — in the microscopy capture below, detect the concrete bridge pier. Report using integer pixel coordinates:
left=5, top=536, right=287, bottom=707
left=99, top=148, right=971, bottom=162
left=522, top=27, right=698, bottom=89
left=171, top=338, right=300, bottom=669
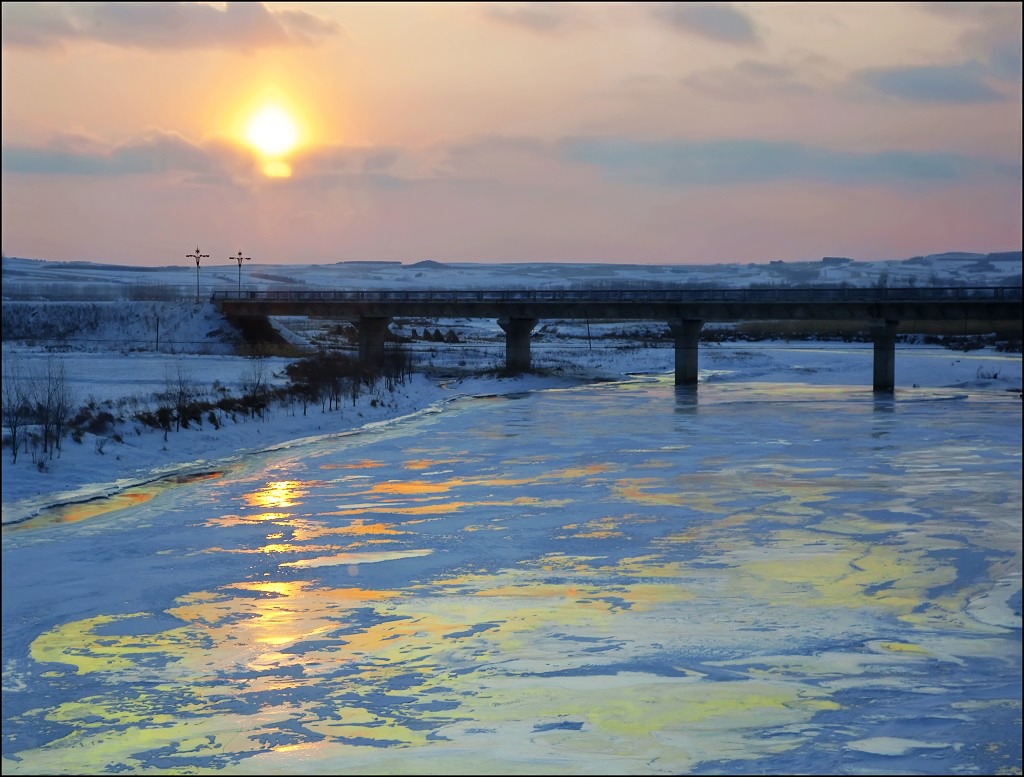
left=358, top=316, right=392, bottom=367
left=871, top=320, right=899, bottom=393
left=669, top=319, right=704, bottom=386
left=498, top=317, right=538, bottom=374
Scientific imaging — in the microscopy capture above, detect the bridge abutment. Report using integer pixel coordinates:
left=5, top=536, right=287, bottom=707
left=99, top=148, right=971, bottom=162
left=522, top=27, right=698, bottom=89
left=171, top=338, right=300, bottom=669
left=871, top=320, right=899, bottom=393
left=358, top=316, right=392, bottom=367
left=669, top=319, right=704, bottom=386
left=498, top=317, right=537, bottom=374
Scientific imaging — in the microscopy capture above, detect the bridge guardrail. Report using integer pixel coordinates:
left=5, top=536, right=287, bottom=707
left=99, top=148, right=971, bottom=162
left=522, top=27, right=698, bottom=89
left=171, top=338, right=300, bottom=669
left=212, top=287, right=1023, bottom=305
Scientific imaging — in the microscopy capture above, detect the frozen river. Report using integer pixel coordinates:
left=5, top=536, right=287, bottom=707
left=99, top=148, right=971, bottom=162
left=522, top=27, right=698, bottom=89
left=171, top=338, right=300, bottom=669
left=2, top=374, right=1021, bottom=774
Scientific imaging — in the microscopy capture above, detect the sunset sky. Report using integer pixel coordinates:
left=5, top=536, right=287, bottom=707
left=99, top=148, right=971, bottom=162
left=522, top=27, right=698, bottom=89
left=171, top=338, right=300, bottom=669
left=2, top=2, right=1021, bottom=267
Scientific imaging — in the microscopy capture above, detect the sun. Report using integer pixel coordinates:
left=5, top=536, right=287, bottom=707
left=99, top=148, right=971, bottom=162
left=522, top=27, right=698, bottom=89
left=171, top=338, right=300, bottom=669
left=245, top=105, right=300, bottom=157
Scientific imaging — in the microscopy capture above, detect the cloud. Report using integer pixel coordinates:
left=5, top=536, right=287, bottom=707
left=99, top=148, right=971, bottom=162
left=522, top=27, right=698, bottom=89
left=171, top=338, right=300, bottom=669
left=288, top=145, right=417, bottom=186
left=287, top=137, right=567, bottom=191
left=684, top=59, right=814, bottom=100
left=854, top=62, right=1006, bottom=103
left=1, top=131, right=248, bottom=182
left=481, top=2, right=583, bottom=33
left=0, top=3, right=78, bottom=48
left=0, top=132, right=428, bottom=191
left=1, top=1, right=340, bottom=51
left=959, top=22, right=1023, bottom=82
left=7, top=131, right=1018, bottom=197
left=561, top=137, right=1016, bottom=186
left=918, top=2, right=1021, bottom=82
left=984, top=39, right=1022, bottom=81
left=440, top=136, right=555, bottom=169
left=918, top=1, right=1019, bottom=24
left=650, top=2, right=758, bottom=45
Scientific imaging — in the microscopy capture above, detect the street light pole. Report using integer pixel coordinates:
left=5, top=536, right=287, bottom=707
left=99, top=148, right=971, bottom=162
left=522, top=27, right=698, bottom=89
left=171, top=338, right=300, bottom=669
left=233, top=251, right=251, bottom=294
left=186, top=245, right=209, bottom=301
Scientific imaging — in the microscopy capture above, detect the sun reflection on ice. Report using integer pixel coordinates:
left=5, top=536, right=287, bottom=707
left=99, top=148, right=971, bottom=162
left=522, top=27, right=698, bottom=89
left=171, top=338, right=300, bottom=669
left=245, top=480, right=308, bottom=509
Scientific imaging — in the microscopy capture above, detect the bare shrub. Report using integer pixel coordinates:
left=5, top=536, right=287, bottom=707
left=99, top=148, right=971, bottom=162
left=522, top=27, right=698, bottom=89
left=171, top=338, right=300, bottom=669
left=166, top=362, right=198, bottom=431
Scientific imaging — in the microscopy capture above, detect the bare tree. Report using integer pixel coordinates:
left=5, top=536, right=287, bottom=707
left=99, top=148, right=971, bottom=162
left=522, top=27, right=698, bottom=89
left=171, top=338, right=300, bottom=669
left=240, top=357, right=269, bottom=419
left=32, top=358, right=55, bottom=456
left=2, top=354, right=32, bottom=464
left=29, top=364, right=53, bottom=457
left=49, top=358, right=75, bottom=456
left=23, top=356, right=75, bottom=460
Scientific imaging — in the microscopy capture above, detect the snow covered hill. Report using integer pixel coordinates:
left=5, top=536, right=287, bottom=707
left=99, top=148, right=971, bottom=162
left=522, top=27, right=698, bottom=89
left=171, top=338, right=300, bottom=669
left=3, top=251, right=1021, bottom=301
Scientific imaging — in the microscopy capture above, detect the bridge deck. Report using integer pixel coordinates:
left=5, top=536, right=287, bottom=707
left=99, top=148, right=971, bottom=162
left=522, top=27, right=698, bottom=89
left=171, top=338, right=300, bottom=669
left=213, top=287, right=1022, bottom=323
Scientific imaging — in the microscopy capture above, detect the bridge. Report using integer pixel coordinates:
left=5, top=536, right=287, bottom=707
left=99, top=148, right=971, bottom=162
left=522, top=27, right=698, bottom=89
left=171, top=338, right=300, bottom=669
left=212, top=286, right=1022, bottom=392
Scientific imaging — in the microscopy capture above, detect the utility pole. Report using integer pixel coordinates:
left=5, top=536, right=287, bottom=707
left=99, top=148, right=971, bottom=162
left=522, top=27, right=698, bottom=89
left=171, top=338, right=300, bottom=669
left=233, top=251, right=251, bottom=294
left=186, top=245, right=209, bottom=301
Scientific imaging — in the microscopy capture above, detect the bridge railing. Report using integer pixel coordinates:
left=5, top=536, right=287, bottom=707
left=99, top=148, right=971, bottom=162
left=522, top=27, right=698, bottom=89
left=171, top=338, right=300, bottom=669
left=211, top=287, right=1022, bottom=305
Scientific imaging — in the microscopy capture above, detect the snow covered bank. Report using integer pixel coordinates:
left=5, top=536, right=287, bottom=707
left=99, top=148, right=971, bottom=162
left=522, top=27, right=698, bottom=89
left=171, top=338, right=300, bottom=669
left=0, top=366, right=582, bottom=526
